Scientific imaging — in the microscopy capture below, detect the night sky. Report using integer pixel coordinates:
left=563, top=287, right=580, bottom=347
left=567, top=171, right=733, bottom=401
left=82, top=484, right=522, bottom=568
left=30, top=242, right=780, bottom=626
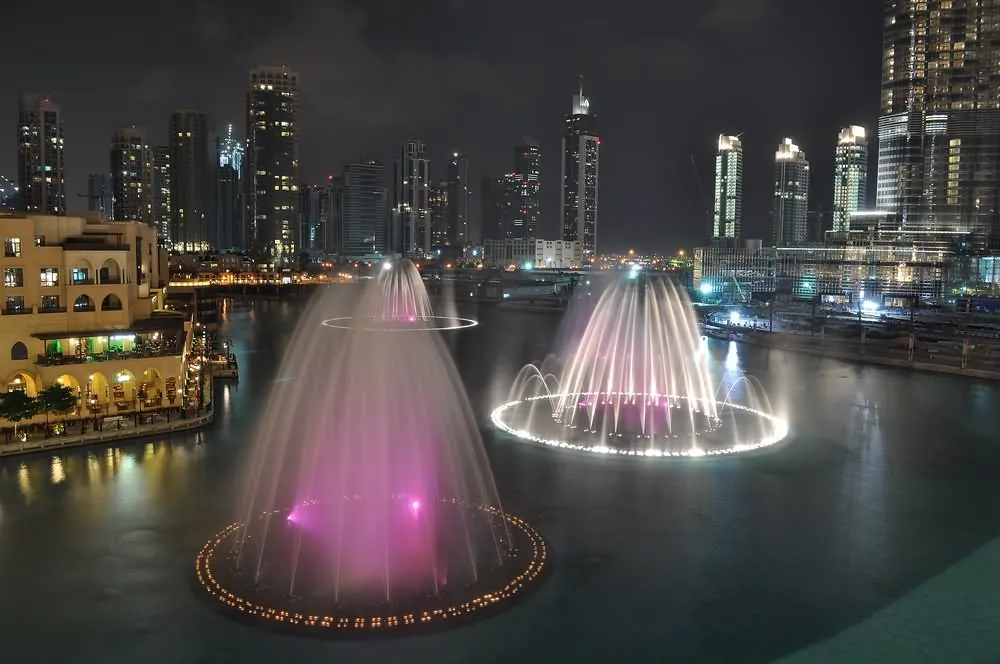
left=4, top=0, right=881, bottom=252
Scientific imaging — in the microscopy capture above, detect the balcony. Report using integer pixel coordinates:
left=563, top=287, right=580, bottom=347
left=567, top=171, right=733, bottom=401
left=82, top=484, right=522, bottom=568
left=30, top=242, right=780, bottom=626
left=70, top=279, right=96, bottom=286
left=2, top=307, right=33, bottom=315
left=38, top=307, right=68, bottom=314
left=36, top=344, right=185, bottom=367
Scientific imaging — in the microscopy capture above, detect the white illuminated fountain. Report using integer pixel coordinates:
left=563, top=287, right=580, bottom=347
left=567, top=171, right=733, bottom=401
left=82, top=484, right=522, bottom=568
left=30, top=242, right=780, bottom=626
left=491, top=272, right=789, bottom=458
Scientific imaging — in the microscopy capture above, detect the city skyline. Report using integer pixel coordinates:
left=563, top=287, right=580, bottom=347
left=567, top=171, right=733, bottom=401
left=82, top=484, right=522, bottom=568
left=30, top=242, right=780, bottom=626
left=2, top=0, right=881, bottom=252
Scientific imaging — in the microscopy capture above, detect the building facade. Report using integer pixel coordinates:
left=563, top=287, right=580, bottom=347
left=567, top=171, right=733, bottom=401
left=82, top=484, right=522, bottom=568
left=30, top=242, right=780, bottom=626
left=17, top=95, right=65, bottom=216
left=560, top=80, right=600, bottom=259
left=482, top=238, right=581, bottom=269
left=480, top=176, right=512, bottom=242
left=445, top=152, right=470, bottom=246
left=833, top=126, right=868, bottom=232
left=169, top=109, right=211, bottom=253
left=215, top=124, right=244, bottom=251
left=246, top=66, right=299, bottom=266
left=513, top=142, right=541, bottom=240
left=86, top=174, right=113, bottom=217
left=151, top=149, right=171, bottom=245
left=110, top=126, right=153, bottom=224
left=392, top=139, right=431, bottom=256
left=772, top=138, right=810, bottom=246
left=713, top=134, right=744, bottom=239
left=429, top=183, right=449, bottom=247
left=877, top=0, right=1000, bottom=246
left=0, top=213, right=192, bottom=423
left=342, top=161, right=387, bottom=258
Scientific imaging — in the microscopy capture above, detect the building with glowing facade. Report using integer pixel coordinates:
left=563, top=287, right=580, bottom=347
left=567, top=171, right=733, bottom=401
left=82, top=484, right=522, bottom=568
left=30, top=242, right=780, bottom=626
left=713, top=134, right=743, bottom=239
left=109, top=126, right=152, bottom=224
left=215, top=124, right=244, bottom=250
left=17, top=95, right=65, bottom=216
left=772, top=139, right=810, bottom=246
left=0, top=213, right=193, bottom=425
left=833, top=125, right=868, bottom=232
left=392, top=139, right=431, bottom=256
left=877, top=0, right=1000, bottom=247
left=513, top=142, right=541, bottom=240
left=246, top=66, right=299, bottom=266
left=560, top=79, right=599, bottom=259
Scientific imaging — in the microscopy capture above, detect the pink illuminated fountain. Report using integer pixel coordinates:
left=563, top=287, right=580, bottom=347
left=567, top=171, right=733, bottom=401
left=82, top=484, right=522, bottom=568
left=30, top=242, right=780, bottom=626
left=491, top=273, right=788, bottom=458
left=195, top=260, right=546, bottom=634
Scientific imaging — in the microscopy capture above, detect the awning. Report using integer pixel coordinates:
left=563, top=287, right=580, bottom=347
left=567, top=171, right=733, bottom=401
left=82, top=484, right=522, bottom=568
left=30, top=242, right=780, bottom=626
left=31, top=314, right=187, bottom=340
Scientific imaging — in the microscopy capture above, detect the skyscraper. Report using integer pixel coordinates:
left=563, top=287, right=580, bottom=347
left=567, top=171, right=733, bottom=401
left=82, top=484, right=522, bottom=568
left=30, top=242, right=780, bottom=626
left=216, top=124, right=245, bottom=250
left=109, top=126, right=152, bottom=223
left=152, top=148, right=171, bottom=244
left=17, top=95, right=65, bottom=215
left=560, top=78, right=600, bottom=259
left=342, top=161, right=387, bottom=257
left=773, top=138, right=810, bottom=246
left=246, top=66, right=299, bottom=266
left=298, top=183, right=338, bottom=253
left=429, top=182, right=449, bottom=247
left=392, top=139, right=431, bottom=255
left=877, top=0, right=1000, bottom=243
left=169, top=109, right=211, bottom=252
left=445, top=152, right=470, bottom=245
left=833, top=125, right=868, bottom=232
left=480, top=176, right=512, bottom=242
left=86, top=173, right=113, bottom=217
left=513, top=142, right=541, bottom=239
left=712, top=134, right=744, bottom=239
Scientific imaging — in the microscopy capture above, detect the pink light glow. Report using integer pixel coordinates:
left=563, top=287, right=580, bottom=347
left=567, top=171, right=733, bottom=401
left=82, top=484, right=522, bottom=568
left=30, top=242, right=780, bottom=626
left=409, top=499, right=421, bottom=513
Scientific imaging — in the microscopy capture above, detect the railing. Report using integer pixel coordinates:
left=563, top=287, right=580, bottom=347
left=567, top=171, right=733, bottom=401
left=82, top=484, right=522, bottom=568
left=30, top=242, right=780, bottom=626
left=70, top=279, right=95, bottom=285
left=2, top=307, right=33, bottom=315
left=73, top=305, right=96, bottom=312
left=38, top=307, right=68, bottom=314
left=100, top=277, right=123, bottom=285
left=36, top=347, right=185, bottom=366
left=101, top=305, right=123, bottom=311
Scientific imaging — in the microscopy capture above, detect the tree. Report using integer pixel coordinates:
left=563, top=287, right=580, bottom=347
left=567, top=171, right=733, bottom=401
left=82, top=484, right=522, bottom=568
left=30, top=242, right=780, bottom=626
left=37, top=384, right=77, bottom=436
left=0, top=390, right=39, bottom=440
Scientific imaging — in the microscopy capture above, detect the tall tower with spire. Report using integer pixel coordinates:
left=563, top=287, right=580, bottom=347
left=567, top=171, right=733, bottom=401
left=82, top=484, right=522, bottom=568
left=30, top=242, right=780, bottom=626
left=560, top=76, right=600, bottom=259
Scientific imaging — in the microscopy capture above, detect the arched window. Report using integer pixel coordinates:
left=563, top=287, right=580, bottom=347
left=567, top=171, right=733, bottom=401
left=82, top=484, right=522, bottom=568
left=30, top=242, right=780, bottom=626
left=99, top=259, right=122, bottom=284
left=10, top=342, right=27, bottom=361
left=73, top=294, right=94, bottom=312
left=101, top=294, right=123, bottom=311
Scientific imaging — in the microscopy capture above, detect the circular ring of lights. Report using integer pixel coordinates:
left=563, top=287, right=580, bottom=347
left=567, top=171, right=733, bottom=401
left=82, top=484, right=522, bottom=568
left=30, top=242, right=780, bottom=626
left=194, top=502, right=548, bottom=635
left=490, top=392, right=790, bottom=459
left=321, top=316, right=479, bottom=332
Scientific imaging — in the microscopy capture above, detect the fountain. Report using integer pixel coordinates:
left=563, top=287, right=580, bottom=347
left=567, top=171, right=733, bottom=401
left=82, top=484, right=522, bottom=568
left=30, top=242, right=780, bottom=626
left=491, top=272, right=789, bottom=458
left=321, top=260, right=478, bottom=331
left=195, top=260, right=546, bottom=635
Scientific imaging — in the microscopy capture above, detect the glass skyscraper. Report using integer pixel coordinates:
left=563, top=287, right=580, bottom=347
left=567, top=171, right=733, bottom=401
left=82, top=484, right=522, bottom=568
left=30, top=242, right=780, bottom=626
left=560, top=79, right=599, bottom=259
left=833, top=126, right=868, bottom=232
left=773, top=138, right=810, bottom=246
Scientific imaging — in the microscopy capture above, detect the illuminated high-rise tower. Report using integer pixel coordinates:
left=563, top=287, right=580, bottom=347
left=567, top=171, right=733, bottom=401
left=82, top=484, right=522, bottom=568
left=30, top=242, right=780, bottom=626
left=216, top=123, right=245, bottom=250
left=18, top=95, right=65, bottom=215
left=110, top=126, right=152, bottom=223
left=833, top=126, right=868, bottom=232
left=712, top=134, right=743, bottom=239
left=246, top=66, right=299, bottom=266
left=877, top=0, right=1000, bottom=244
left=772, top=138, right=810, bottom=246
left=513, top=141, right=541, bottom=240
left=560, top=77, right=599, bottom=259
left=169, top=108, right=211, bottom=252
left=391, top=139, right=431, bottom=255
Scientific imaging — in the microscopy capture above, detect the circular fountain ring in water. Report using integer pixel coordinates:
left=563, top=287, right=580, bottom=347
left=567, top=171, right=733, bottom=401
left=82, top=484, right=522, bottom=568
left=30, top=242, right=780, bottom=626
left=194, top=501, right=547, bottom=636
left=321, top=315, right=479, bottom=332
left=490, top=392, right=789, bottom=459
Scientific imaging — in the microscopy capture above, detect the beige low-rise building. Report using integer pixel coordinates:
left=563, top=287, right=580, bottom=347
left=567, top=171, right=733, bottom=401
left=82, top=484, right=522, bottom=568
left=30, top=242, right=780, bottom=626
left=0, top=213, right=191, bottom=423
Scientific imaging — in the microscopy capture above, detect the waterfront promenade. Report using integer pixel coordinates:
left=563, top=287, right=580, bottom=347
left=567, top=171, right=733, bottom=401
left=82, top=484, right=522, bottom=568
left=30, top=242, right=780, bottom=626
left=708, top=328, right=1000, bottom=381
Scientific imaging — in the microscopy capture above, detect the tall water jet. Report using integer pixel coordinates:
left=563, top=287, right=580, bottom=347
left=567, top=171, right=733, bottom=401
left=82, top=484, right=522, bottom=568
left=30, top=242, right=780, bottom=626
left=195, top=260, right=547, bottom=634
left=491, top=272, right=788, bottom=458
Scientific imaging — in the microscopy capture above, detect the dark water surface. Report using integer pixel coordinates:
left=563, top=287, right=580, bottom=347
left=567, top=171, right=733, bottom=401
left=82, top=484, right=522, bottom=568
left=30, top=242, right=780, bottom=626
left=2, top=298, right=999, bottom=663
